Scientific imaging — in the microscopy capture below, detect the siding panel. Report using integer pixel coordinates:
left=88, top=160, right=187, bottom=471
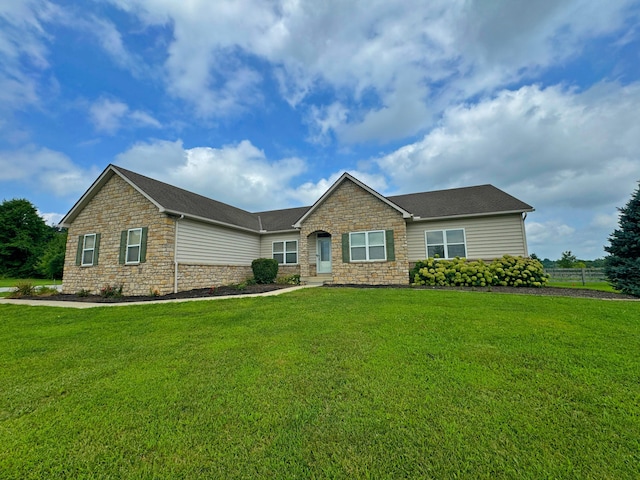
left=259, top=232, right=301, bottom=259
left=407, top=214, right=527, bottom=261
left=177, top=219, right=260, bottom=264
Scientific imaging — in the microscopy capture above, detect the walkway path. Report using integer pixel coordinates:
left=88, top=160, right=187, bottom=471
left=0, top=285, right=315, bottom=309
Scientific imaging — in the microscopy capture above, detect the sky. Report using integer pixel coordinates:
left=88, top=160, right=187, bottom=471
left=1, top=0, right=640, bottom=260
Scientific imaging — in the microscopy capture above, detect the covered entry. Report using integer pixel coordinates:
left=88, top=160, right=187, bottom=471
left=316, top=232, right=332, bottom=274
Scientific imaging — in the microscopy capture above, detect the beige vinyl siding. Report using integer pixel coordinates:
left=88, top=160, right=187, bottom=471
left=406, top=214, right=527, bottom=261
left=259, top=232, right=301, bottom=259
left=177, top=219, right=260, bottom=265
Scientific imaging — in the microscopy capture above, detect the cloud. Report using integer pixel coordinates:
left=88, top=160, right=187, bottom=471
left=115, top=139, right=308, bottom=211
left=89, top=97, right=162, bottom=133
left=101, top=0, right=638, bottom=141
left=0, top=1, right=57, bottom=114
left=376, top=82, right=640, bottom=209
left=0, top=145, right=99, bottom=198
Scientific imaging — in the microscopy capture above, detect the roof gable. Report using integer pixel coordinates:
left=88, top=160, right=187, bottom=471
left=59, top=164, right=260, bottom=231
left=292, top=173, right=412, bottom=228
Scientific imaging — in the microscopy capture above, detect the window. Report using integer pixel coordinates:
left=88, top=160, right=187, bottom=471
left=273, top=240, right=298, bottom=264
left=119, top=227, right=148, bottom=265
left=425, top=229, right=466, bottom=259
left=126, top=228, right=143, bottom=264
left=349, top=230, right=386, bottom=261
left=81, top=234, right=98, bottom=266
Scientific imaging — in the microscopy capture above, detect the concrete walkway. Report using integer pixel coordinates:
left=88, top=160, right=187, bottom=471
left=0, top=285, right=316, bottom=309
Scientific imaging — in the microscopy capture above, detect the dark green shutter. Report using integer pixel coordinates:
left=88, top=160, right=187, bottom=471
left=119, top=230, right=127, bottom=264
left=75, top=235, right=83, bottom=266
left=342, top=233, right=350, bottom=263
left=94, top=233, right=101, bottom=265
left=140, top=227, right=148, bottom=263
left=385, top=230, right=395, bottom=261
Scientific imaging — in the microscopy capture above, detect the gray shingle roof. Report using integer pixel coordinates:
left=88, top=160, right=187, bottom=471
left=388, top=184, right=533, bottom=219
left=114, top=166, right=261, bottom=231
left=61, top=164, right=533, bottom=231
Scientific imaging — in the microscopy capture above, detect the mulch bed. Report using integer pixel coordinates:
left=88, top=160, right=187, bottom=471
left=11, top=284, right=637, bottom=303
left=16, top=284, right=291, bottom=303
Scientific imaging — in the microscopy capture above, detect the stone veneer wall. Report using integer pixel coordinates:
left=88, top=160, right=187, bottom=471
left=63, top=174, right=176, bottom=296
left=176, top=264, right=254, bottom=290
left=299, top=179, right=409, bottom=285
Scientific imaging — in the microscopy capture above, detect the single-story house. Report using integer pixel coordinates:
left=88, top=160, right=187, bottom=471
left=59, top=164, right=534, bottom=295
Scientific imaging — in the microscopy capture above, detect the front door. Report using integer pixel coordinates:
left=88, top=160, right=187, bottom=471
left=317, top=237, right=332, bottom=274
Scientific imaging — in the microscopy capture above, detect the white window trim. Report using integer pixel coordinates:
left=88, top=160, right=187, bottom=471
left=272, top=240, right=298, bottom=265
left=425, top=228, right=467, bottom=259
left=349, top=230, right=387, bottom=262
left=81, top=233, right=96, bottom=266
left=126, top=228, right=143, bottom=265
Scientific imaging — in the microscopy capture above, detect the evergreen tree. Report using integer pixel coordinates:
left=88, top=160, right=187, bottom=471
left=0, top=199, right=53, bottom=278
left=557, top=251, right=577, bottom=268
left=604, top=183, right=640, bottom=296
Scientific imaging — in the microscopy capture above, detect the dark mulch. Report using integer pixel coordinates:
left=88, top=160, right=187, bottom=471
left=15, top=284, right=291, bottom=303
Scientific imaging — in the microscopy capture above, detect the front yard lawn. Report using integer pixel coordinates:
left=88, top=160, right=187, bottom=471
left=1, top=288, right=638, bottom=479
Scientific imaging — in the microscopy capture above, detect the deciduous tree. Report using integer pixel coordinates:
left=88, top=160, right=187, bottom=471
left=0, top=199, right=52, bottom=278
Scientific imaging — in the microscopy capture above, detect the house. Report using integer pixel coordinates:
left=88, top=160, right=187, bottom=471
left=59, top=164, right=534, bottom=295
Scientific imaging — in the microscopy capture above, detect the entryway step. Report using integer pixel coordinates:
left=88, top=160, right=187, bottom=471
left=301, top=274, right=333, bottom=286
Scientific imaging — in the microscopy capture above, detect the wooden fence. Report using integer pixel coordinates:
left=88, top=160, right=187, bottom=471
left=544, top=268, right=606, bottom=284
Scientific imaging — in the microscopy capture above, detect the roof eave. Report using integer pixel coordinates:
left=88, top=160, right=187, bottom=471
left=163, top=209, right=261, bottom=234
left=409, top=208, right=535, bottom=223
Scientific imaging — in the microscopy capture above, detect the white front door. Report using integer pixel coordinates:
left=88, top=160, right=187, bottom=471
left=317, top=237, right=332, bottom=274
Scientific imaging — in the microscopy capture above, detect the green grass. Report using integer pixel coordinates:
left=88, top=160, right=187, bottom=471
left=0, top=278, right=60, bottom=288
left=546, top=281, right=618, bottom=292
left=1, top=288, right=639, bottom=479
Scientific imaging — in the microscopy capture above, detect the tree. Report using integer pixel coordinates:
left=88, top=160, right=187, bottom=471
left=557, top=250, right=577, bottom=268
left=604, top=183, right=640, bottom=296
left=37, top=229, right=67, bottom=280
left=0, top=199, right=53, bottom=278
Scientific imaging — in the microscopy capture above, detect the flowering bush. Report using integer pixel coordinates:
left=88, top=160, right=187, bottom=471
left=410, top=255, right=548, bottom=288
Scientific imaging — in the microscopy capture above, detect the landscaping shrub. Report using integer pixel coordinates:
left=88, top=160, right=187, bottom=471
left=411, top=255, right=548, bottom=288
left=100, top=284, right=124, bottom=298
left=8, top=282, right=36, bottom=298
left=251, top=258, right=278, bottom=284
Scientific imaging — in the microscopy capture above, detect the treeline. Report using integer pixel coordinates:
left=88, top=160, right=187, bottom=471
left=531, top=251, right=605, bottom=269
left=0, top=199, right=66, bottom=280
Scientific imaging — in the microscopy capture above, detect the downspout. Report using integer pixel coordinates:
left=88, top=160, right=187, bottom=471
left=174, top=215, right=184, bottom=293
left=522, top=212, right=529, bottom=257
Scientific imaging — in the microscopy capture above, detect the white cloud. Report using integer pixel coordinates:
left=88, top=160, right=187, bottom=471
left=0, top=1, right=57, bottom=114
left=38, top=210, right=63, bottom=226
left=115, top=138, right=392, bottom=211
left=526, top=220, right=575, bottom=246
left=376, top=82, right=640, bottom=209
left=116, top=139, right=308, bottom=211
left=0, top=145, right=99, bottom=198
left=89, top=97, right=162, bottom=133
left=101, top=0, right=638, bottom=141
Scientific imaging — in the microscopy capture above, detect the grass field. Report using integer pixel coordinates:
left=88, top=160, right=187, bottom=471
left=546, top=280, right=618, bottom=292
left=0, top=278, right=60, bottom=288
left=1, top=288, right=639, bottom=479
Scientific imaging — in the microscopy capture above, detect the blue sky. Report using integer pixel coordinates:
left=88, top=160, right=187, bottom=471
left=2, top=0, right=640, bottom=260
